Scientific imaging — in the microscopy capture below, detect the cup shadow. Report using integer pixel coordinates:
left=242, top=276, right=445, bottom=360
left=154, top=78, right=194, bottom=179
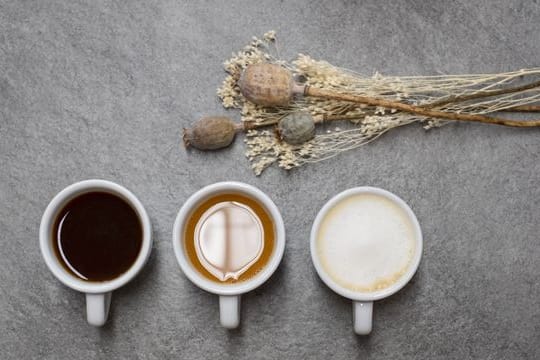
left=247, top=254, right=287, bottom=297
left=312, top=267, right=421, bottom=343
left=221, top=252, right=288, bottom=341
left=97, top=228, right=160, bottom=332
left=377, top=270, right=422, bottom=307
left=217, top=257, right=288, bottom=359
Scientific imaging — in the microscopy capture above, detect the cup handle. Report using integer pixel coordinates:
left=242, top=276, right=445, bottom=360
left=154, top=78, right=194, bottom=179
left=86, top=292, right=112, bottom=326
left=353, top=301, right=373, bottom=335
left=219, top=295, right=241, bottom=329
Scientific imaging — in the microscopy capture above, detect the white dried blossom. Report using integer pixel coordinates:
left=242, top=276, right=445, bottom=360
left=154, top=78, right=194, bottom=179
left=263, top=30, right=276, bottom=42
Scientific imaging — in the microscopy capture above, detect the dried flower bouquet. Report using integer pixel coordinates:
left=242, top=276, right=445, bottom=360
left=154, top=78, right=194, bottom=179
left=184, top=31, right=540, bottom=175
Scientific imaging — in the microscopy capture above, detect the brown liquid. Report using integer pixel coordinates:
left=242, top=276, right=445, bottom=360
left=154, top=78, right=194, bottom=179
left=52, top=192, right=143, bottom=282
left=183, top=193, right=275, bottom=283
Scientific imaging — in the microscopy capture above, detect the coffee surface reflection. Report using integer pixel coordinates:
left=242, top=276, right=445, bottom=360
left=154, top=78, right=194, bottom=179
left=195, top=201, right=264, bottom=281
left=183, top=193, right=275, bottom=284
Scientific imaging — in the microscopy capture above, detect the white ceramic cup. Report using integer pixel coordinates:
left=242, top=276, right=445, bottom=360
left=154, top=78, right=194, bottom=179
left=310, top=187, right=422, bottom=335
left=173, top=182, right=285, bottom=329
left=39, top=179, right=152, bottom=326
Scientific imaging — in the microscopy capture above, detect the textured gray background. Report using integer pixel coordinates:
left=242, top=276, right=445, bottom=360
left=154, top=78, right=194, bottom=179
left=1, top=0, right=539, bottom=359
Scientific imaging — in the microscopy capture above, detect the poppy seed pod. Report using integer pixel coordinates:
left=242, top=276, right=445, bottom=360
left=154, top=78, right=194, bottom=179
left=183, top=116, right=237, bottom=150
left=277, top=112, right=316, bottom=145
left=239, top=63, right=295, bottom=107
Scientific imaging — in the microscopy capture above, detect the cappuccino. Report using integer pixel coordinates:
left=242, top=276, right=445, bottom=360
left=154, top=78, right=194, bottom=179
left=316, top=193, right=416, bottom=292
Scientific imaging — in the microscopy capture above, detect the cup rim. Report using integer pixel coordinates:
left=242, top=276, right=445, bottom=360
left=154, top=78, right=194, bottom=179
left=172, top=181, right=286, bottom=296
left=39, top=179, right=153, bottom=294
left=310, top=186, right=422, bottom=302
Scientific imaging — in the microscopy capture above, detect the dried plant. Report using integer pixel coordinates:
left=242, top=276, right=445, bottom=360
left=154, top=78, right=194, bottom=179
left=215, top=31, right=540, bottom=175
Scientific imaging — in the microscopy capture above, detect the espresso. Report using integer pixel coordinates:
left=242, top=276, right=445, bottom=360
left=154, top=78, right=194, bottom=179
left=183, top=193, right=275, bottom=284
left=316, top=194, right=416, bottom=292
left=53, top=192, right=143, bottom=282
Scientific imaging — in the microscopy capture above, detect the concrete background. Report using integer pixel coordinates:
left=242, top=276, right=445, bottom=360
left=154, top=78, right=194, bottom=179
left=1, top=1, right=539, bottom=359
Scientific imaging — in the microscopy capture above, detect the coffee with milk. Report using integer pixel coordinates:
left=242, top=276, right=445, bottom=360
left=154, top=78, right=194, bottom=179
left=315, top=193, right=416, bottom=293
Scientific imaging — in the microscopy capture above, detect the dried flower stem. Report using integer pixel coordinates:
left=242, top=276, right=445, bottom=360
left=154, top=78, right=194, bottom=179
left=423, top=79, right=540, bottom=108
left=498, top=105, right=540, bottom=112
left=305, top=86, right=540, bottom=127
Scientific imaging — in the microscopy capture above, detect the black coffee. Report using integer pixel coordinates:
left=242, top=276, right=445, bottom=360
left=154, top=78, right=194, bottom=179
left=53, top=192, right=143, bottom=282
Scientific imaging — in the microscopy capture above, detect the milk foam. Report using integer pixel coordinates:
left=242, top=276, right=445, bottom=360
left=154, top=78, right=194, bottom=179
left=317, top=194, right=415, bottom=292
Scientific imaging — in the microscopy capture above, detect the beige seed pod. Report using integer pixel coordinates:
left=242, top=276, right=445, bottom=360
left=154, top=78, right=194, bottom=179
left=183, top=116, right=237, bottom=150
left=239, top=63, right=295, bottom=107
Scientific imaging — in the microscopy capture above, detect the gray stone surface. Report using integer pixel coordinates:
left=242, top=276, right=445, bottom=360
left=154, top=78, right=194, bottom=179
left=1, top=0, right=539, bottom=359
